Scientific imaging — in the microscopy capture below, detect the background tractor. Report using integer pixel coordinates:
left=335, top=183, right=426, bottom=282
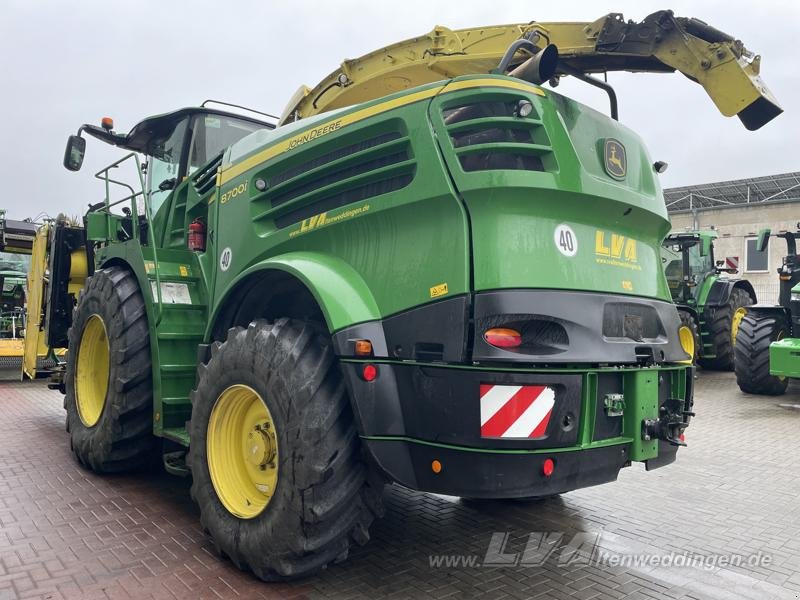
left=662, top=231, right=756, bottom=369
left=0, top=209, right=79, bottom=376
left=0, top=211, right=36, bottom=360
left=735, top=229, right=800, bottom=395
left=52, top=11, right=779, bottom=581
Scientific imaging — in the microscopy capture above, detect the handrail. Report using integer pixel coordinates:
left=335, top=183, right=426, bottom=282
left=93, top=153, right=163, bottom=325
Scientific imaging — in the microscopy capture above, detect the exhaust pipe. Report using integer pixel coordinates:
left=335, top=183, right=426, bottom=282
left=508, top=44, right=559, bottom=85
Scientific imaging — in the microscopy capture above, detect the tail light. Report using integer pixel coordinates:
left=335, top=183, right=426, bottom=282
left=484, top=328, right=522, bottom=348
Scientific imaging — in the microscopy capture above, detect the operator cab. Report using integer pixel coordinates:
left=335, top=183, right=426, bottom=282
left=63, top=103, right=275, bottom=247
left=663, top=234, right=716, bottom=304
left=129, top=108, right=271, bottom=215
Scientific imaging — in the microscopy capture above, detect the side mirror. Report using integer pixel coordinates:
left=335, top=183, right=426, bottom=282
left=63, top=135, right=86, bottom=171
left=757, top=228, right=771, bottom=252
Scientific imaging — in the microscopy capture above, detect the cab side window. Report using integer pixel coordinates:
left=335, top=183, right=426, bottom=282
left=188, top=115, right=266, bottom=174
left=147, top=119, right=189, bottom=216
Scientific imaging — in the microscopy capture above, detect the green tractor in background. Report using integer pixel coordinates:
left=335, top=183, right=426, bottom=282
left=735, top=229, right=800, bottom=395
left=662, top=230, right=755, bottom=369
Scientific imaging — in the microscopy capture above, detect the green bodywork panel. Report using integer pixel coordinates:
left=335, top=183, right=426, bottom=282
left=209, top=75, right=672, bottom=333
left=770, top=337, right=800, bottom=378
left=87, top=74, right=685, bottom=453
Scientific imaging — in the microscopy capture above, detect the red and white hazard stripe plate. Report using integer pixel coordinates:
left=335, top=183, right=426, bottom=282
left=480, top=384, right=555, bottom=439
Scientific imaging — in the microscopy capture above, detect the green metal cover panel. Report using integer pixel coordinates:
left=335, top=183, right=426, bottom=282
left=208, top=85, right=470, bottom=333
left=428, top=78, right=670, bottom=300
left=207, top=74, right=673, bottom=338
left=769, top=337, right=800, bottom=378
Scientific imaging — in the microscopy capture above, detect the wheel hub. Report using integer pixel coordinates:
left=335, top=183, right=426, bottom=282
left=247, top=425, right=276, bottom=468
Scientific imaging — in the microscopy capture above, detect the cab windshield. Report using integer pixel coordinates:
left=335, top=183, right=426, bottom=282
left=686, top=242, right=713, bottom=278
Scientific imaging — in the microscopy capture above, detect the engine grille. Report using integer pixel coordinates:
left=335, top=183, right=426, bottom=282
left=441, top=96, right=554, bottom=173
left=251, top=121, right=415, bottom=229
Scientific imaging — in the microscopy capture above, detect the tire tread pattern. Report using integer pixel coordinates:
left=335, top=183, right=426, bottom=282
left=698, top=287, right=753, bottom=370
left=64, top=266, right=156, bottom=472
left=187, top=318, right=383, bottom=581
left=734, top=314, right=788, bottom=395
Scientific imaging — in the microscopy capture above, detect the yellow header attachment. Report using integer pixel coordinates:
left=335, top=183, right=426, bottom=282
left=280, top=10, right=781, bottom=131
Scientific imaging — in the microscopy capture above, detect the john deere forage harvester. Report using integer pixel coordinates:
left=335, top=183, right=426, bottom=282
left=53, top=11, right=780, bottom=580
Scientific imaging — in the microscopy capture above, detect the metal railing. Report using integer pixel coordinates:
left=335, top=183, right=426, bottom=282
left=93, top=153, right=163, bottom=324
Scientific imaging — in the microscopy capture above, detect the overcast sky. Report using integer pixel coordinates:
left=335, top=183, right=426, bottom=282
left=1, top=0, right=797, bottom=221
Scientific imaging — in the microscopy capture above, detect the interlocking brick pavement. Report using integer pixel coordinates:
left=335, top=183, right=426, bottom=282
left=0, top=368, right=799, bottom=599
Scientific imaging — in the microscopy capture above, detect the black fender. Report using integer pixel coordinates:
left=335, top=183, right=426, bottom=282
left=705, top=278, right=756, bottom=308
left=674, top=304, right=699, bottom=322
left=744, top=305, right=791, bottom=322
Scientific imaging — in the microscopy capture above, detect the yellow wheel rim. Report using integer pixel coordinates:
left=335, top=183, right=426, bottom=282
left=731, top=307, right=747, bottom=347
left=75, top=315, right=110, bottom=427
left=207, top=384, right=279, bottom=519
left=678, top=325, right=695, bottom=364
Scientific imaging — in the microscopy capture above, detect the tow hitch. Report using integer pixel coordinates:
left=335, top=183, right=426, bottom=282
left=642, top=396, right=695, bottom=447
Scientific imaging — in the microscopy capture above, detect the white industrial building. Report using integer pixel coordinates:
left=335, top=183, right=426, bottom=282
left=665, top=171, right=800, bottom=304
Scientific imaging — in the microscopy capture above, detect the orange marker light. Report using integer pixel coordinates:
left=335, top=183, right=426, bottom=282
left=354, top=339, right=373, bottom=356
left=101, top=117, right=114, bottom=130
left=484, top=328, right=522, bottom=348
left=431, top=460, right=442, bottom=474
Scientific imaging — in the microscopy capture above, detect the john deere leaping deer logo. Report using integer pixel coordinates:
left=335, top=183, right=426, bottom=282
left=604, top=138, right=626, bottom=179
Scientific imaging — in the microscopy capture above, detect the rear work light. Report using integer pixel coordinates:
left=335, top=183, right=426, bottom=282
left=484, top=328, right=522, bottom=348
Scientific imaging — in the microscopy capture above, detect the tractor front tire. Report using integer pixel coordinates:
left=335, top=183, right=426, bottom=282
left=734, top=314, right=788, bottom=396
left=698, top=287, right=753, bottom=371
left=64, top=266, right=156, bottom=472
left=188, top=319, right=382, bottom=581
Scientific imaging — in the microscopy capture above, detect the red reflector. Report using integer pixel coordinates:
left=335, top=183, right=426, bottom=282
left=362, top=364, right=378, bottom=382
left=484, top=328, right=522, bottom=348
left=679, top=433, right=686, bottom=442
left=542, top=458, right=555, bottom=477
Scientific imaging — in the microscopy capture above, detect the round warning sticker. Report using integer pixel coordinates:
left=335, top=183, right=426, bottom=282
left=554, top=224, right=577, bottom=257
left=219, top=247, right=232, bottom=271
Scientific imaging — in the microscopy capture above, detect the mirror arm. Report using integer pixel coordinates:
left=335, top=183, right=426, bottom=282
left=78, top=124, right=127, bottom=147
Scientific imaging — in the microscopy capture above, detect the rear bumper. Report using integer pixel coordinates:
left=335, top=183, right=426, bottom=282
left=341, top=361, right=694, bottom=498
left=333, top=289, right=688, bottom=365
left=365, top=439, right=630, bottom=499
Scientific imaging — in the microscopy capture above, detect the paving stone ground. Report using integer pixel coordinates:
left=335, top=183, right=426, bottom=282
left=1, top=367, right=799, bottom=600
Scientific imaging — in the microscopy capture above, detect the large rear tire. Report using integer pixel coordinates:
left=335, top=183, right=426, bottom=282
left=698, top=287, right=753, bottom=371
left=734, top=314, right=788, bottom=396
left=64, top=266, right=156, bottom=472
left=188, top=318, right=382, bottom=581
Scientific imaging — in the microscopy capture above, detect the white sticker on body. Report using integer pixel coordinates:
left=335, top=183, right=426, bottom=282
left=151, top=282, right=192, bottom=304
